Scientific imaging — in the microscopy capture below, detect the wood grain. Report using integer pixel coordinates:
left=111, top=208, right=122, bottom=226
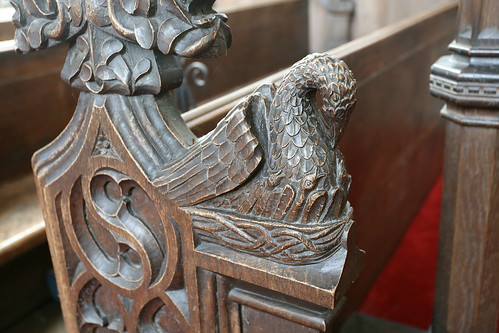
left=2, top=3, right=462, bottom=331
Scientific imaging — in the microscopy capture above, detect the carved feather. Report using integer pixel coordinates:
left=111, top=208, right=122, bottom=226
left=154, top=94, right=263, bottom=206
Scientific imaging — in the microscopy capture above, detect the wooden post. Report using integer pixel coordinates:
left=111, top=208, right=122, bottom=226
left=429, top=1, right=499, bottom=332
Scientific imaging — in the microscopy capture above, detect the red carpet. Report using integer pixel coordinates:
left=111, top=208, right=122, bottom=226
left=359, top=176, right=443, bottom=329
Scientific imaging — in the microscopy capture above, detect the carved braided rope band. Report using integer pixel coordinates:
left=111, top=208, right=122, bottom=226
left=186, top=205, right=352, bottom=264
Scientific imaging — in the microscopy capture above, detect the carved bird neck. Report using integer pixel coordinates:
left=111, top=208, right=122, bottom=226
left=268, top=53, right=357, bottom=182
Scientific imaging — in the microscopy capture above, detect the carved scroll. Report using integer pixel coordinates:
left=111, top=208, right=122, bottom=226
left=13, top=0, right=363, bottom=331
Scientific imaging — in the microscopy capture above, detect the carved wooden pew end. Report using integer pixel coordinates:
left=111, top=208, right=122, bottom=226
left=12, top=0, right=364, bottom=331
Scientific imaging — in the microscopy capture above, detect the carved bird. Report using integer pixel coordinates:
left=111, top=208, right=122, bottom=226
left=157, top=53, right=357, bottom=226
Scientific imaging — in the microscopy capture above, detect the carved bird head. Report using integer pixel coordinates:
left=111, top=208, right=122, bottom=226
left=11, top=0, right=231, bottom=57
left=314, top=55, right=357, bottom=148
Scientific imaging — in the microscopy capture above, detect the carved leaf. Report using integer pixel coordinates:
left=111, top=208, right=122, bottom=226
left=109, top=58, right=131, bottom=90
left=61, top=35, right=89, bottom=83
left=132, top=58, right=151, bottom=83
left=157, top=17, right=192, bottom=54
left=23, top=0, right=55, bottom=18
left=120, top=0, right=137, bottom=14
left=134, top=20, right=154, bottom=49
left=80, top=63, right=93, bottom=82
left=171, top=22, right=219, bottom=57
left=85, top=80, right=104, bottom=94
left=27, top=19, right=49, bottom=49
left=95, top=64, right=117, bottom=81
left=10, top=1, right=25, bottom=28
left=102, top=38, right=124, bottom=63
left=44, top=0, right=71, bottom=39
left=14, top=29, right=30, bottom=53
left=70, top=0, right=83, bottom=26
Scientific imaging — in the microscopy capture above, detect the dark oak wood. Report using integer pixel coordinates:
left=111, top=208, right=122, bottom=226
left=429, top=1, right=499, bottom=332
left=0, top=175, right=45, bottom=265
left=12, top=0, right=364, bottom=331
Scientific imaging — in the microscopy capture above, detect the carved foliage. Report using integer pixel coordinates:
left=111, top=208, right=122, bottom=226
left=10, top=0, right=85, bottom=52
left=11, top=0, right=231, bottom=55
left=11, top=0, right=231, bottom=94
left=61, top=29, right=172, bottom=95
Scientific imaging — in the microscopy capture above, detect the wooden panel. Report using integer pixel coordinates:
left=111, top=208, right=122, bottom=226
left=1, top=4, right=457, bottom=328
left=351, top=0, right=455, bottom=39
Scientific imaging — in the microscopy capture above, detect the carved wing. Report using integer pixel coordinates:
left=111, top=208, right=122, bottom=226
left=154, top=95, right=263, bottom=206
